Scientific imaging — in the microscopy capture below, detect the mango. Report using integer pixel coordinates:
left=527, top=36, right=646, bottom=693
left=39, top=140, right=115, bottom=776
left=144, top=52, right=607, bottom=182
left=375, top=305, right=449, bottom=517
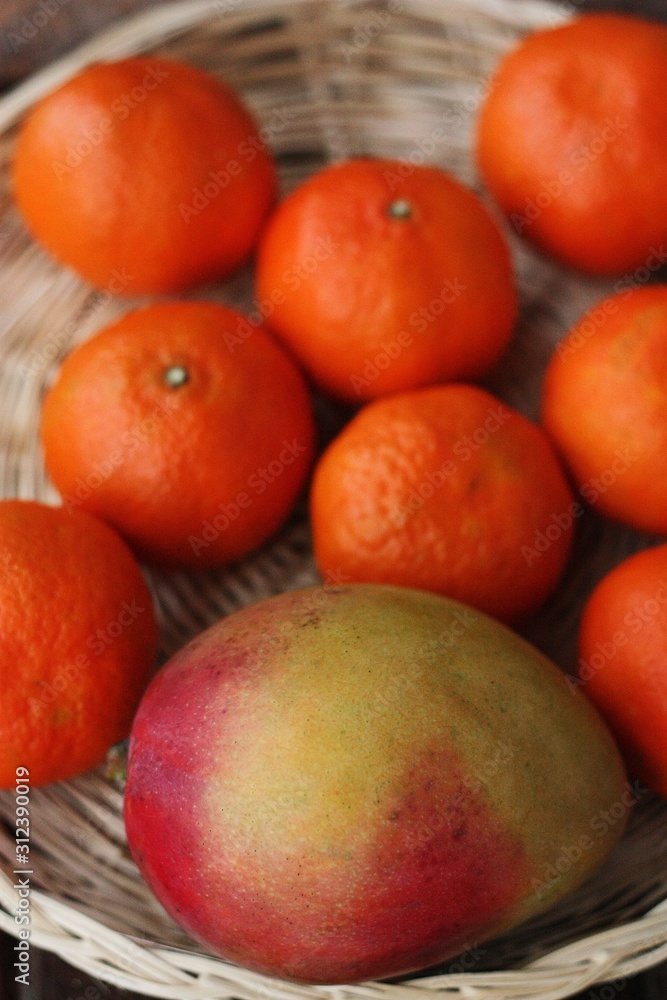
left=124, top=584, right=628, bottom=984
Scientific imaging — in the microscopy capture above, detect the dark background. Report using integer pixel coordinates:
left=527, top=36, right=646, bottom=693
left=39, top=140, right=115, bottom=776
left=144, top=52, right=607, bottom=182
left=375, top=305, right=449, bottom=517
left=1, top=0, right=667, bottom=997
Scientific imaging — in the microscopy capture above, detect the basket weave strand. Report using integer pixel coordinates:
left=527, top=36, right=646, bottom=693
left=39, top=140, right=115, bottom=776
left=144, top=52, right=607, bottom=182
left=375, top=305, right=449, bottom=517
left=1, top=1, right=666, bottom=997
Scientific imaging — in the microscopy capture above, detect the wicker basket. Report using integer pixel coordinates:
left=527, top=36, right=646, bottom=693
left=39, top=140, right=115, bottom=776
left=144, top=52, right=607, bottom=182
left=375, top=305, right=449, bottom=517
left=1, top=0, right=667, bottom=996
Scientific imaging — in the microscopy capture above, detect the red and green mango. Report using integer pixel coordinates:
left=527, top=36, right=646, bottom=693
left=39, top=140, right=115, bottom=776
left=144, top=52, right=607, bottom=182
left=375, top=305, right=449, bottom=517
left=124, top=584, right=628, bottom=984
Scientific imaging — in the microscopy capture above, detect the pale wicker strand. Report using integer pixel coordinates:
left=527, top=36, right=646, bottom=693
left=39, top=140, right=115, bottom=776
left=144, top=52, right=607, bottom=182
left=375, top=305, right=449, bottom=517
left=0, top=0, right=573, bottom=131
left=1, top=1, right=666, bottom=998
left=2, top=863, right=667, bottom=1000
left=0, top=0, right=221, bottom=130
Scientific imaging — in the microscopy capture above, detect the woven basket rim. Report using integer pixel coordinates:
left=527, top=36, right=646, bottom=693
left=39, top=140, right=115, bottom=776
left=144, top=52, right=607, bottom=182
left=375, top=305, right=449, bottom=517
left=1, top=874, right=667, bottom=997
left=0, top=0, right=575, bottom=130
left=1, top=1, right=666, bottom=998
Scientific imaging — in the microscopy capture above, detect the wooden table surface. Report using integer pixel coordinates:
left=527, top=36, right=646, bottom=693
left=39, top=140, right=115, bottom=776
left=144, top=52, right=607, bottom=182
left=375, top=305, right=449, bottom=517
left=1, top=0, right=666, bottom=997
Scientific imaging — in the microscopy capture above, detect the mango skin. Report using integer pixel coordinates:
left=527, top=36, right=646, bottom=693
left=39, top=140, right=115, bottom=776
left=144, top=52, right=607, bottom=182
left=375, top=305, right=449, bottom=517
left=124, top=584, right=628, bottom=984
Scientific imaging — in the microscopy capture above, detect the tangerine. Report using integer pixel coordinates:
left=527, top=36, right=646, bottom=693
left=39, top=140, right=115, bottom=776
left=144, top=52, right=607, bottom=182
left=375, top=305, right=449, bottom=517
left=477, top=14, right=667, bottom=275
left=578, top=543, right=667, bottom=798
left=0, top=499, right=158, bottom=788
left=255, top=158, right=517, bottom=402
left=310, top=384, right=575, bottom=623
left=12, top=57, right=277, bottom=293
left=40, top=302, right=315, bottom=569
left=541, top=285, right=667, bottom=534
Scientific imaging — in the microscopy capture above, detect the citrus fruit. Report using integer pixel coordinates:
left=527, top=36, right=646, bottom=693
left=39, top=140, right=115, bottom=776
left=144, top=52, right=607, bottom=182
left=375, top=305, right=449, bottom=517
left=255, top=158, right=517, bottom=402
left=541, top=285, right=667, bottom=534
left=310, top=384, right=575, bottom=623
left=578, top=543, right=667, bottom=798
left=40, top=301, right=315, bottom=569
left=477, top=14, right=667, bottom=275
left=12, top=56, right=277, bottom=293
left=0, top=499, right=158, bottom=788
